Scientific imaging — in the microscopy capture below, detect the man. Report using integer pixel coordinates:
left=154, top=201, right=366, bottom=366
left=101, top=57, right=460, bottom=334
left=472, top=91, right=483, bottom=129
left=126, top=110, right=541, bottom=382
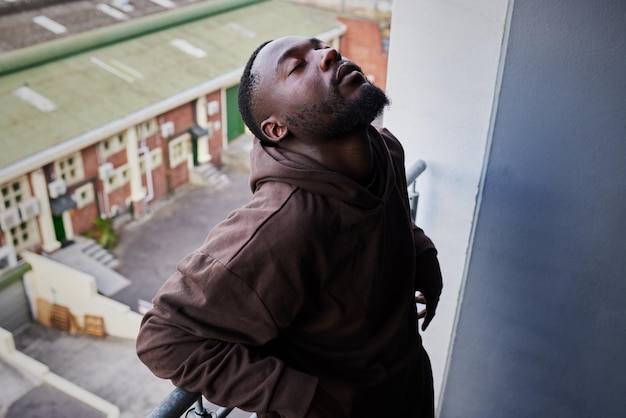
left=137, top=36, right=443, bottom=418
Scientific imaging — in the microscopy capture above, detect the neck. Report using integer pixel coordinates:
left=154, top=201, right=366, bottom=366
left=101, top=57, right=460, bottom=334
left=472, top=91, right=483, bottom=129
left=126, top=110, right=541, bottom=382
left=281, top=126, right=375, bottom=185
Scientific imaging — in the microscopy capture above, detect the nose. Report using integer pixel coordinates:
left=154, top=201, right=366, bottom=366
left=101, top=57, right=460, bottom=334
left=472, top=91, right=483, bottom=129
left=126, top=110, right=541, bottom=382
left=319, top=47, right=342, bottom=71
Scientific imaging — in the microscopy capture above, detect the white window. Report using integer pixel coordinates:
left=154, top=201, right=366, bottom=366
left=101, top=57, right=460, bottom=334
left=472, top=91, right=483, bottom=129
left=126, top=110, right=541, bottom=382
left=139, top=148, right=163, bottom=173
left=101, top=133, right=126, bottom=157
left=169, top=134, right=190, bottom=168
left=74, top=183, right=95, bottom=209
left=1, top=178, right=39, bottom=252
left=136, top=118, right=157, bottom=139
left=103, top=164, right=130, bottom=193
left=2, top=179, right=27, bottom=211
left=55, top=153, right=84, bottom=185
left=9, top=221, right=40, bottom=252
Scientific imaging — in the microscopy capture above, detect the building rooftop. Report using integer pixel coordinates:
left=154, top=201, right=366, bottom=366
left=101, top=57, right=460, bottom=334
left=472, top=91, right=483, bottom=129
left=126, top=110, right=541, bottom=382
left=0, top=0, right=204, bottom=52
left=0, top=0, right=343, bottom=179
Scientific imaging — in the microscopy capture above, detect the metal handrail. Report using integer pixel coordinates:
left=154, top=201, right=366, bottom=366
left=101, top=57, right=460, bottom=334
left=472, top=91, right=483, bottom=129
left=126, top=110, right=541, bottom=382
left=146, top=159, right=427, bottom=418
left=406, top=159, right=427, bottom=221
left=146, top=387, right=240, bottom=418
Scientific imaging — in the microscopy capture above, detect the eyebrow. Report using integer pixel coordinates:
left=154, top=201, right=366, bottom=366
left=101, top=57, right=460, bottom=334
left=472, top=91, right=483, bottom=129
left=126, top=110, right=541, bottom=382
left=276, top=38, right=322, bottom=70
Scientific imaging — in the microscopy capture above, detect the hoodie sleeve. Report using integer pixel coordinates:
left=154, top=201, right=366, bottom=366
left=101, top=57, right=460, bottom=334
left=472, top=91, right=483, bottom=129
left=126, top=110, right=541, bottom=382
left=378, top=126, right=442, bottom=295
left=136, top=250, right=318, bottom=417
left=413, top=226, right=442, bottom=298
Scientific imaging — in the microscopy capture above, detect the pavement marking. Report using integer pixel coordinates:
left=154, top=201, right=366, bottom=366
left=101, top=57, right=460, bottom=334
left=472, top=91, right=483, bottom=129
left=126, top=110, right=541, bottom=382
left=90, top=56, right=140, bottom=83
left=32, top=15, right=68, bottom=34
left=96, top=3, right=129, bottom=21
left=170, top=38, right=207, bottom=58
left=149, top=0, right=177, bottom=9
left=13, top=86, right=57, bottom=112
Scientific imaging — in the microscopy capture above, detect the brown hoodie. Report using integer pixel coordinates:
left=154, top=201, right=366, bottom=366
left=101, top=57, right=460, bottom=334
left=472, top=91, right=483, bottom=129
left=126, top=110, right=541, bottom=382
left=136, top=127, right=439, bottom=417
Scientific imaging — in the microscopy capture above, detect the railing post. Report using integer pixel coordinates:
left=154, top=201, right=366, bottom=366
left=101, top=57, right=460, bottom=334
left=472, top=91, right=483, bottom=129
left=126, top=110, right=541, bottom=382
left=406, top=159, right=427, bottom=221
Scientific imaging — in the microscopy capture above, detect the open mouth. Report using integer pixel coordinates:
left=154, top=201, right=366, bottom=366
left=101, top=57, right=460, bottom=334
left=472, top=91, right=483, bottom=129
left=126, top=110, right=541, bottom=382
left=336, top=62, right=362, bottom=84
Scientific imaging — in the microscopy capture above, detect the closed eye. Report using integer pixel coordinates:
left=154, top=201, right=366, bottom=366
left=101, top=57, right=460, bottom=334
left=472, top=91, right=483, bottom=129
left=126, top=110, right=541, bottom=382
left=289, top=61, right=307, bottom=75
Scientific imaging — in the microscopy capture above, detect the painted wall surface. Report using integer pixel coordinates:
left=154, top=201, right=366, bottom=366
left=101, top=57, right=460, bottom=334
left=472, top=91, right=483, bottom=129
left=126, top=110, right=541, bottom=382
left=21, top=251, right=142, bottom=340
left=384, top=0, right=510, bottom=403
left=440, top=1, right=626, bottom=417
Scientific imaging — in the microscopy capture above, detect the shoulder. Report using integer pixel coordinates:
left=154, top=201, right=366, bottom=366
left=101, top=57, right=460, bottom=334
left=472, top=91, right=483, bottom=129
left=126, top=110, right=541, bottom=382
left=201, top=181, right=331, bottom=263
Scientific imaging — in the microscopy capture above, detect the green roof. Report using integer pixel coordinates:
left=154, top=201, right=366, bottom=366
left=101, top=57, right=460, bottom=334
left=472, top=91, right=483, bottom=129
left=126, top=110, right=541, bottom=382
left=0, top=0, right=342, bottom=171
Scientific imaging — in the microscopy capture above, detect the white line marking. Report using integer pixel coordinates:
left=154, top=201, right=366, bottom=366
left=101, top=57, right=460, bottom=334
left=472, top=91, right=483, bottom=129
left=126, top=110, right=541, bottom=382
left=148, top=0, right=176, bottom=9
left=33, top=15, right=68, bottom=34
left=170, top=39, right=207, bottom=58
left=13, top=86, right=58, bottom=112
left=111, top=60, right=144, bottom=79
left=96, top=4, right=129, bottom=20
left=90, top=56, right=135, bottom=83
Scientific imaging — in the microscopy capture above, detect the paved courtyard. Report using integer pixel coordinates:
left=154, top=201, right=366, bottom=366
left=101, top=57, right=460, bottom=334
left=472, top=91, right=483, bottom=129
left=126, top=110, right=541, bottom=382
left=3, top=136, right=255, bottom=417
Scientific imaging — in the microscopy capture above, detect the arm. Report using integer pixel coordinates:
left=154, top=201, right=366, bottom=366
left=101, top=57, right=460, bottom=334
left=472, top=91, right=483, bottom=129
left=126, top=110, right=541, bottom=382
left=377, top=127, right=444, bottom=331
left=136, top=252, right=318, bottom=417
left=413, top=226, right=443, bottom=331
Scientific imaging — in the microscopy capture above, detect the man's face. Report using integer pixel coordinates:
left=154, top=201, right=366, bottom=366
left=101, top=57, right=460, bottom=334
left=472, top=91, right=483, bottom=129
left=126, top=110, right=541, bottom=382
left=252, top=36, right=389, bottom=139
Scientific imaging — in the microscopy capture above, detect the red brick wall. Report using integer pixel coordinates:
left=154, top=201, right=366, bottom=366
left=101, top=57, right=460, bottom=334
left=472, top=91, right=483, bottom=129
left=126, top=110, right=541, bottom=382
left=144, top=135, right=168, bottom=202
left=70, top=145, right=100, bottom=235
left=338, top=16, right=388, bottom=91
left=160, top=103, right=194, bottom=138
left=81, top=144, right=99, bottom=180
left=159, top=103, right=194, bottom=192
left=168, top=162, right=189, bottom=191
left=71, top=196, right=99, bottom=236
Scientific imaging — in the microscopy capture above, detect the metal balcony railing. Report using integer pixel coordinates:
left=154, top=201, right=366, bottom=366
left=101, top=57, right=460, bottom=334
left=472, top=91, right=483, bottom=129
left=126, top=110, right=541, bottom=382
left=147, top=159, right=427, bottom=418
left=146, top=387, right=252, bottom=418
left=406, top=159, right=427, bottom=221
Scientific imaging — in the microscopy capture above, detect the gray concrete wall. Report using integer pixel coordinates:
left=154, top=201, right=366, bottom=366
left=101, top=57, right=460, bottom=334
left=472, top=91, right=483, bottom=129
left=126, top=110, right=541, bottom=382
left=440, top=1, right=626, bottom=417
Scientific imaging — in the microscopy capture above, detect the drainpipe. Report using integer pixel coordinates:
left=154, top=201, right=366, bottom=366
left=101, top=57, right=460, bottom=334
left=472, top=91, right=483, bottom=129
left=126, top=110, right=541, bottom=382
left=138, top=145, right=154, bottom=204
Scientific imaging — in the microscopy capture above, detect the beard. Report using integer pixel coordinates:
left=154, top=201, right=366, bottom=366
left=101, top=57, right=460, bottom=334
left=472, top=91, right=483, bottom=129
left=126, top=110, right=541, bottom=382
left=285, top=81, right=389, bottom=138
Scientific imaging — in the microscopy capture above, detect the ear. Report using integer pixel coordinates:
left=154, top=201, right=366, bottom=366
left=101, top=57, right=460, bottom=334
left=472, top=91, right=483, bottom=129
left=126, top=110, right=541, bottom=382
left=261, top=116, right=290, bottom=144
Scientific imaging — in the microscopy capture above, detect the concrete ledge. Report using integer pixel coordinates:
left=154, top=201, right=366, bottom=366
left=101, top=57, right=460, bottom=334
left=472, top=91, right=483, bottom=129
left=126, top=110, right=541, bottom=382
left=0, top=327, right=120, bottom=418
left=44, top=373, right=120, bottom=418
left=6, top=350, right=50, bottom=380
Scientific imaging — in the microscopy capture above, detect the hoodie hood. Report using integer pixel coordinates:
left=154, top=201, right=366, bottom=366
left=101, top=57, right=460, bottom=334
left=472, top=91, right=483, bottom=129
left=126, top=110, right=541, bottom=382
left=249, top=126, right=398, bottom=210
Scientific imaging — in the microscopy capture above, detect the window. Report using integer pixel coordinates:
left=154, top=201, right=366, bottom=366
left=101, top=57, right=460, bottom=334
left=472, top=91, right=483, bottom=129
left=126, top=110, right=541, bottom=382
left=102, top=164, right=130, bottom=193
left=10, top=221, right=39, bottom=251
left=101, top=133, right=127, bottom=157
left=0, top=178, right=39, bottom=252
left=74, top=183, right=95, bottom=209
left=136, top=118, right=157, bottom=139
left=2, top=178, right=27, bottom=211
left=55, top=153, right=84, bottom=185
left=139, top=148, right=163, bottom=173
left=169, top=134, right=190, bottom=168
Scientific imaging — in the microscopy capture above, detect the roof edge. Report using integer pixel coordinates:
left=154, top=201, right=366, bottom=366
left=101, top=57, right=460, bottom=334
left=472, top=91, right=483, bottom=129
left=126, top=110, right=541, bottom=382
left=0, top=0, right=266, bottom=76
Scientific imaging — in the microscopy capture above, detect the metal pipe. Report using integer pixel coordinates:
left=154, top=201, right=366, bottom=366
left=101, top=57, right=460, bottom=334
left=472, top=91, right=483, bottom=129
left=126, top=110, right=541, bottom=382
left=146, top=387, right=200, bottom=418
left=406, top=159, right=427, bottom=221
left=405, top=159, right=427, bottom=185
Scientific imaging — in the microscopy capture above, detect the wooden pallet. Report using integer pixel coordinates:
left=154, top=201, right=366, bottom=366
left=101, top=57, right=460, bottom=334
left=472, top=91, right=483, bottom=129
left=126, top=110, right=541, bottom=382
left=84, top=314, right=106, bottom=338
left=50, top=304, right=71, bottom=332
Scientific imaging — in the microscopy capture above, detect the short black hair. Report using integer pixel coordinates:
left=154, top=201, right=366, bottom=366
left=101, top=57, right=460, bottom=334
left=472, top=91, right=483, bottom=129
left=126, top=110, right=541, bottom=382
left=238, top=40, right=272, bottom=143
